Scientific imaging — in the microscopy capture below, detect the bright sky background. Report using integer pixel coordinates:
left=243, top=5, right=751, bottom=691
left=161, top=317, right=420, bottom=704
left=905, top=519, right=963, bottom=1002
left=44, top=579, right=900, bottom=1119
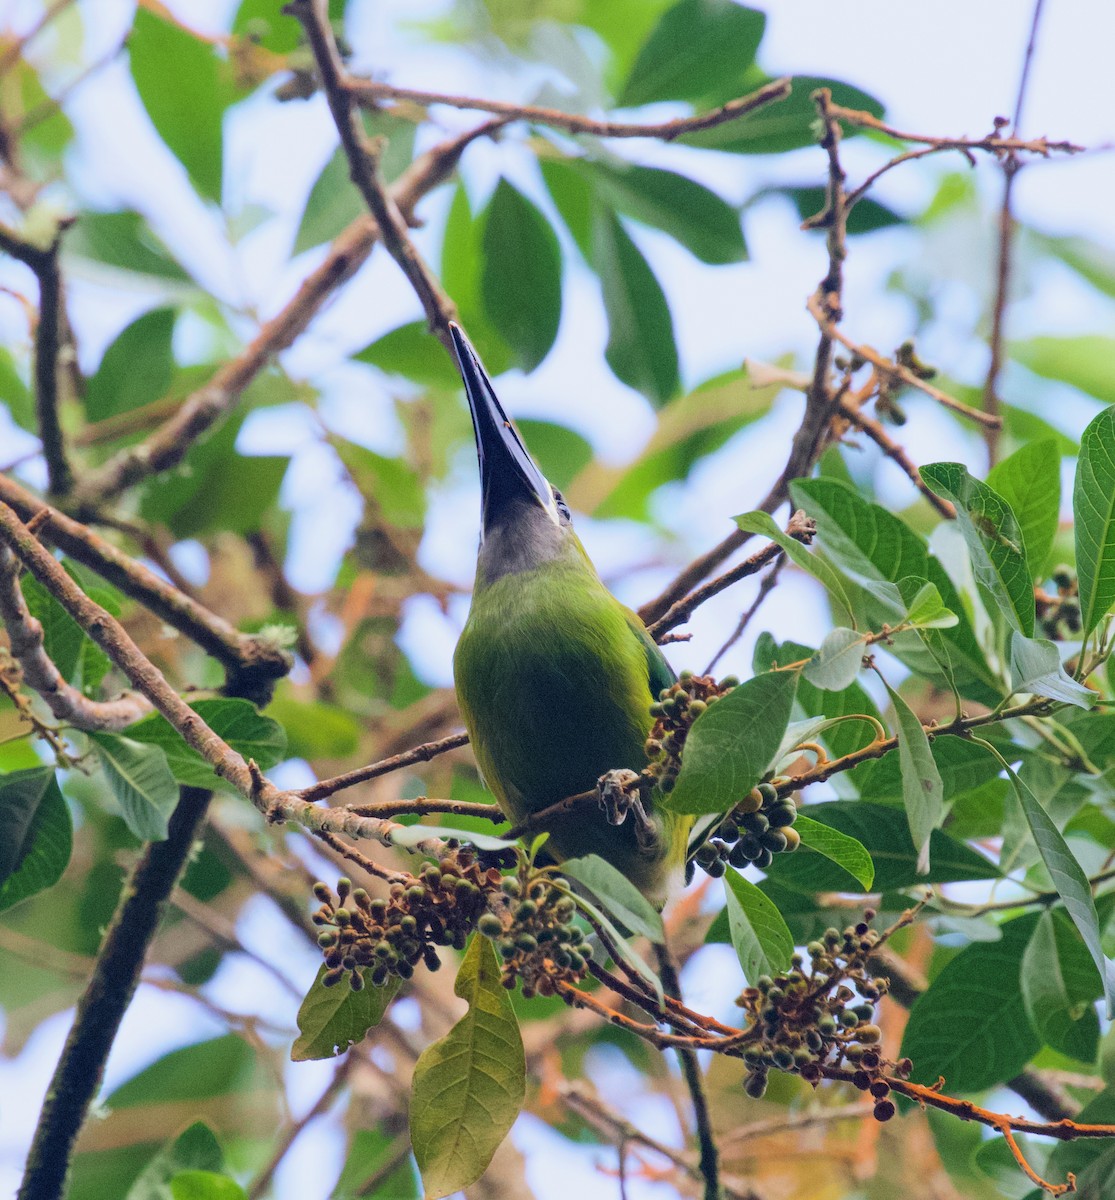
left=1, top=0, right=1114, bottom=1197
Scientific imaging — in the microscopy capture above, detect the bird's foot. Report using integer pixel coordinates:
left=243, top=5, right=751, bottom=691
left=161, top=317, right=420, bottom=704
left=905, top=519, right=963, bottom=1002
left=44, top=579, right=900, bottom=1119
left=597, top=769, right=660, bottom=854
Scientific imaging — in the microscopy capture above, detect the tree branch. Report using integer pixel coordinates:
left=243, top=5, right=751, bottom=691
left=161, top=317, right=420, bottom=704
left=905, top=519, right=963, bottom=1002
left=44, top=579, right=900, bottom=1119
left=17, top=786, right=213, bottom=1200
left=297, top=731, right=469, bottom=803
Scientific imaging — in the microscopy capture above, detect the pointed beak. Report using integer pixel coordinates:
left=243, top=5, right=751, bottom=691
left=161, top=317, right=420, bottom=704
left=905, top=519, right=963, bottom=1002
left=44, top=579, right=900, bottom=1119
left=449, top=322, right=553, bottom=534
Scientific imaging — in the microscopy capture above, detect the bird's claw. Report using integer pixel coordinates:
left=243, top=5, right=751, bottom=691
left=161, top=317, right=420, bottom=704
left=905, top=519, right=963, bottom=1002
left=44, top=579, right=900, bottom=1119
left=597, top=769, right=659, bottom=854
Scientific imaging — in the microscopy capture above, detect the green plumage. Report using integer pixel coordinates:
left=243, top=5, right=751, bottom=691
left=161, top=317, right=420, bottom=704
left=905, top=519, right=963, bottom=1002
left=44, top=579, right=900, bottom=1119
left=455, top=534, right=688, bottom=900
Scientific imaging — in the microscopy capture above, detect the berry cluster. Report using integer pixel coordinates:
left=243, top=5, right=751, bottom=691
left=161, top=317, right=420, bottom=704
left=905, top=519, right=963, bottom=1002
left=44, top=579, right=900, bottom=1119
left=690, top=781, right=800, bottom=880
left=478, top=873, right=588, bottom=998
left=1037, top=566, right=1082, bottom=641
left=311, top=848, right=494, bottom=990
left=735, top=910, right=908, bottom=1122
left=644, top=671, right=738, bottom=795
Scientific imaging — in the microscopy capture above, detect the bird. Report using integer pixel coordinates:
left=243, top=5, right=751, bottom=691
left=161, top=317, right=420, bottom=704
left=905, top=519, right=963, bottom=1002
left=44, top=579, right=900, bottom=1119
left=449, top=322, right=689, bottom=902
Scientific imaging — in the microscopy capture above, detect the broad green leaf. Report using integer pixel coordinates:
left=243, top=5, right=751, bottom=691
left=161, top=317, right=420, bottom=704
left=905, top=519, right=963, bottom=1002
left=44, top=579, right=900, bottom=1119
left=883, top=681, right=944, bottom=874
left=1015, top=336, right=1115, bottom=405
left=516, top=420, right=594, bottom=492
left=90, top=735, right=179, bottom=842
left=619, top=0, right=765, bottom=106
left=107, top=1033, right=270, bottom=1108
left=291, top=965, right=401, bottom=1061
left=593, top=209, right=679, bottom=406
left=921, top=462, right=1034, bottom=636
left=576, top=160, right=746, bottom=265
left=410, top=935, right=525, bottom=1199
left=20, top=570, right=86, bottom=686
left=539, top=158, right=594, bottom=260
left=232, top=0, right=301, bottom=52
left=723, top=869, right=793, bottom=983
left=859, top=734, right=1002, bottom=806
left=332, top=1129, right=419, bottom=1200
left=294, top=114, right=417, bottom=254
left=1074, top=404, right=1115, bottom=637
left=1010, top=632, right=1095, bottom=709
left=1001, top=757, right=1115, bottom=1018
left=734, top=510, right=857, bottom=627
left=802, top=627, right=865, bottom=690
left=986, top=439, right=1061, bottom=579
left=67, top=210, right=192, bottom=283
left=1043, top=1091, right=1115, bottom=1194
left=765, top=801, right=998, bottom=893
left=126, top=1123, right=225, bottom=1200
left=265, top=695, right=360, bottom=760
left=775, top=184, right=903, bottom=235
left=666, top=669, right=798, bottom=815
left=334, top=441, right=426, bottom=528
left=354, top=321, right=461, bottom=390
left=561, top=854, right=664, bottom=943
left=681, top=73, right=884, bottom=154
left=1021, top=909, right=1101, bottom=1063
left=129, top=10, right=240, bottom=203
left=124, top=699, right=287, bottom=791
left=792, top=814, right=874, bottom=889
left=903, top=581, right=958, bottom=629
left=169, top=1172, right=246, bottom=1200
left=0, top=769, right=71, bottom=913
left=481, top=179, right=562, bottom=372
left=901, top=914, right=1040, bottom=1092
left=85, top=307, right=176, bottom=422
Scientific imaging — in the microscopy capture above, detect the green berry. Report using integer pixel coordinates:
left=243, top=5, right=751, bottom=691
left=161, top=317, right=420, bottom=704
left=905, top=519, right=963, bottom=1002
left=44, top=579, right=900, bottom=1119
left=478, top=913, right=504, bottom=938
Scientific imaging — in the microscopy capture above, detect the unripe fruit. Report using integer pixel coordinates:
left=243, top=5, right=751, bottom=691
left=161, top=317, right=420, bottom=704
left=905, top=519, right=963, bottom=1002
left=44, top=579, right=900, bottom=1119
left=857, top=1024, right=882, bottom=1044
left=743, top=1071, right=768, bottom=1099
left=757, top=782, right=778, bottom=804
left=737, top=790, right=763, bottom=815
left=781, top=826, right=801, bottom=852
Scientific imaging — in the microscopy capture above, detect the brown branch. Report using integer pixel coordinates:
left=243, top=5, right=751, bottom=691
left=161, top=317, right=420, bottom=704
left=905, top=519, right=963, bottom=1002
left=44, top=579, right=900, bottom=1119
left=71, top=117, right=504, bottom=506
left=347, top=75, right=794, bottom=141
left=0, top=474, right=291, bottom=702
left=0, top=218, right=75, bottom=495
left=0, top=542, right=151, bottom=730
left=344, top=795, right=503, bottom=822
left=982, top=0, right=1048, bottom=464
left=288, top=0, right=458, bottom=348
left=297, top=731, right=469, bottom=802
left=16, top=786, right=213, bottom=1200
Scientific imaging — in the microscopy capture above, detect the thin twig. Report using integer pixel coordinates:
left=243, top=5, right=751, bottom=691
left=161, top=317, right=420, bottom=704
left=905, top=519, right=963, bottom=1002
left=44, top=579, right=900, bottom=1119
left=347, top=75, right=794, bottom=140
left=704, top=557, right=785, bottom=675
left=298, top=732, right=469, bottom=802
left=982, top=0, right=1047, bottom=464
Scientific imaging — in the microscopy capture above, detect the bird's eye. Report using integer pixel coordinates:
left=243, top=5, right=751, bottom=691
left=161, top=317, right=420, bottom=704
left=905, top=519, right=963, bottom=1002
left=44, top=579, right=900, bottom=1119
left=552, top=489, right=572, bottom=522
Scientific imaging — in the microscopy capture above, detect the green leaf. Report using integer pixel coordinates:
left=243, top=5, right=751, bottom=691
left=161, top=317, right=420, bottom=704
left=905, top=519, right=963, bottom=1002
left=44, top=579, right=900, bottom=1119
left=129, top=10, right=240, bottom=203
left=802, top=627, right=865, bottom=691
left=1015, top=336, right=1115, bottom=405
left=125, top=699, right=286, bottom=790
left=516, top=420, right=594, bottom=492
left=734, top=510, right=857, bottom=626
left=85, top=307, right=176, bottom=422
left=90, top=734, right=179, bottom=842
left=265, top=695, right=359, bottom=760
left=67, top=210, right=192, bottom=283
left=480, top=179, right=563, bottom=373
left=291, top=965, right=401, bottom=1061
left=1010, top=632, right=1096, bottom=709
left=921, top=462, right=1034, bottom=636
left=561, top=854, right=664, bottom=944
left=1001, top=757, right=1115, bottom=1018
left=666, top=669, right=798, bottom=815
left=619, top=0, right=764, bottom=106
left=169, top=1172, right=246, bottom=1200
left=354, top=321, right=461, bottom=390
left=592, top=209, right=679, bottom=406
left=232, top=0, right=301, bottom=53
left=765, top=801, right=998, bottom=893
left=1021, top=909, right=1101, bottom=1063
left=20, top=571, right=84, bottom=686
left=0, top=769, right=71, bottom=913
left=576, top=160, right=746, bottom=265
left=126, top=1122, right=224, bottom=1200
left=722, top=869, right=793, bottom=983
left=882, top=680, right=944, bottom=874
left=986, top=439, right=1061, bottom=579
left=410, top=935, right=525, bottom=1199
left=776, top=185, right=903, bottom=235
left=1074, top=404, right=1115, bottom=637
left=680, top=74, right=884, bottom=154
left=901, top=914, right=1041, bottom=1092
left=903, top=581, right=959, bottom=629
left=792, top=813, right=873, bottom=890
left=333, top=1129, right=419, bottom=1200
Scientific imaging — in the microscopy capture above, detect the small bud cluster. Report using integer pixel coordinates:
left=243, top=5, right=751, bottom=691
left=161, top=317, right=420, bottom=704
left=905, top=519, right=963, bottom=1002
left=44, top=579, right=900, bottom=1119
left=311, top=849, right=493, bottom=990
left=1037, top=565, right=1081, bottom=640
left=477, top=872, right=588, bottom=998
left=735, top=910, right=909, bottom=1122
left=690, top=781, right=800, bottom=881
left=645, top=671, right=738, bottom=794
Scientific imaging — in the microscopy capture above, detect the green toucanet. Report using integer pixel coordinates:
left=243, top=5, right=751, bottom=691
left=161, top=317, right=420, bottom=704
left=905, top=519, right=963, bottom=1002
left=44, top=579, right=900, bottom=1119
left=450, top=323, right=690, bottom=901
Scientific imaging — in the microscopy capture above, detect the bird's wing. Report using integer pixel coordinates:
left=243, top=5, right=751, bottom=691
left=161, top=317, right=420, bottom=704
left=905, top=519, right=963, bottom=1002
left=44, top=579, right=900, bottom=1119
left=623, top=608, right=676, bottom=700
